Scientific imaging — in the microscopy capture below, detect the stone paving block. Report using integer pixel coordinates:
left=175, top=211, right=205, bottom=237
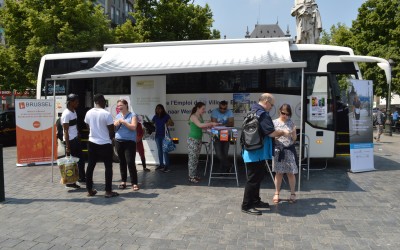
left=12, top=240, right=39, bottom=250
left=29, top=242, right=54, bottom=250
left=0, top=238, right=22, bottom=248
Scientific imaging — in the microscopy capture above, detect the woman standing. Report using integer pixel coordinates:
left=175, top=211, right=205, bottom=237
left=114, top=99, right=140, bottom=191
left=152, top=104, right=174, bottom=172
left=187, top=102, right=219, bottom=183
left=272, top=104, right=298, bottom=204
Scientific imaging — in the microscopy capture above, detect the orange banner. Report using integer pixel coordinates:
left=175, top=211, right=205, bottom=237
left=15, top=99, right=57, bottom=166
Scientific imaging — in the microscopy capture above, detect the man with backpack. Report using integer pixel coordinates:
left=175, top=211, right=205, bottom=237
left=241, top=93, right=289, bottom=215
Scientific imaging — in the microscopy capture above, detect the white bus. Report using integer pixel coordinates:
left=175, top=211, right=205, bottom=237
left=37, top=38, right=390, bottom=162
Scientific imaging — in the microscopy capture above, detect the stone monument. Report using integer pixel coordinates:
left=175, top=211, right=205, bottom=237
left=291, top=0, right=322, bottom=44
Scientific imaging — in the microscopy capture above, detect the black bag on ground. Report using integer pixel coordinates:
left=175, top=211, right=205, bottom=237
left=240, top=110, right=264, bottom=151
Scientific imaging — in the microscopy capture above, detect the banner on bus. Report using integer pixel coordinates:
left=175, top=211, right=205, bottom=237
left=347, top=80, right=375, bottom=172
left=15, top=99, right=57, bottom=166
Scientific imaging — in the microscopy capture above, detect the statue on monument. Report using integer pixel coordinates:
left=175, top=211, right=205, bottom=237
left=291, top=0, right=322, bottom=44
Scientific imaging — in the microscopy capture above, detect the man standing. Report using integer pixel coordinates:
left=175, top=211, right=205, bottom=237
left=61, top=93, right=85, bottom=189
left=211, top=100, right=234, bottom=172
left=392, top=109, right=398, bottom=127
left=241, top=93, right=289, bottom=215
left=84, top=94, right=118, bottom=198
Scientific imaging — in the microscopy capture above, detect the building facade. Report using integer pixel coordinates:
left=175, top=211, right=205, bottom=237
left=96, top=0, right=135, bottom=27
left=245, top=24, right=290, bottom=39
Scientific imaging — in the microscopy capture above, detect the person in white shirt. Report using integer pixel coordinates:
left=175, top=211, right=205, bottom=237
left=84, top=94, right=118, bottom=198
left=61, top=93, right=85, bottom=189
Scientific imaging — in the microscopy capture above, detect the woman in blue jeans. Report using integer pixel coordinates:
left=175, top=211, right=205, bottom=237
left=152, top=104, right=174, bottom=172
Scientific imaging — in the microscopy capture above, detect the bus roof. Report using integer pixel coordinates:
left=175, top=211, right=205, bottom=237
left=104, top=37, right=293, bottom=50
left=39, top=51, right=105, bottom=60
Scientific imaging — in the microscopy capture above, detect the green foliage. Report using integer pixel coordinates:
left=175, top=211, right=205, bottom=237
left=0, top=0, right=220, bottom=92
left=114, top=20, right=142, bottom=44
left=0, top=0, right=113, bottom=90
left=322, top=0, right=400, bottom=98
left=132, top=0, right=220, bottom=42
left=350, top=0, right=400, bottom=97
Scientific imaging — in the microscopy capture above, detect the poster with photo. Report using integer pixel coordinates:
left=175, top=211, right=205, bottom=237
left=309, top=94, right=327, bottom=121
left=347, top=79, right=375, bottom=172
left=233, top=93, right=250, bottom=114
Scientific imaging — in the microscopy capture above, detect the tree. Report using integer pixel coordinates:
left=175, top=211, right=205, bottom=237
left=114, top=20, right=142, bottom=44
left=320, top=23, right=354, bottom=48
left=131, top=0, right=220, bottom=42
left=319, top=24, right=356, bottom=91
left=350, top=0, right=400, bottom=97
left=0, top=0, right=114, bottom=91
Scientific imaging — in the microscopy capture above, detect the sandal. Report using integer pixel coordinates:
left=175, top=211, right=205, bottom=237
left=105, top=191, right=119, bottom=198
left=272, top=193, right=280, bottom=204
left=189, top=177, right=199, bottom=183
left=132, top=185, right=140, bottom=191
left=118, top=183, right=127, bottom=189
left=289, top=193, right=297, bottom=203
left=87, top=189, right=97, bottom=197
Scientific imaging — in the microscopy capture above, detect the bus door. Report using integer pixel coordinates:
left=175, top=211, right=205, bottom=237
left=303, top=72, right=337, bottom=158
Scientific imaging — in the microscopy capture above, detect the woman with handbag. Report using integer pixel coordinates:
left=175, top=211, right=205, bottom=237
left=187, top=102, right=219, bottom=183
left=114, top=99, right=140, bottom=191
left=152, top=104, right=174, bottom=173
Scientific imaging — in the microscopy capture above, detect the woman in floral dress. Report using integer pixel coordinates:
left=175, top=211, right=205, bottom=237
left=272, top=104, right=298, bottom=204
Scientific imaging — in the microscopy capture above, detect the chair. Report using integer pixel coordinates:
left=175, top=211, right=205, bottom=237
left=199, top=134, right=211, bottom=176
left=296, top=133, right=310, bottom=180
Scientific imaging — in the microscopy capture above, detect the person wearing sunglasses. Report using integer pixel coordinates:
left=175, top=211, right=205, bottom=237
left=272, top=104, right=298, bottom=204
left=211, top=100, right=234, bottom=172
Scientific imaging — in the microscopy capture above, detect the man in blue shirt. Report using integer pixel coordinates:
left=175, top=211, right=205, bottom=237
left=392, top=110, right=398, bottom=127
left=211, top=101, right=234, bottom=172
left=241, top=93, right=289, bottom=215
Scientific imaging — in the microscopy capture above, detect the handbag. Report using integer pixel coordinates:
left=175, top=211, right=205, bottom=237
left=162, top=125, right=176, bottom=153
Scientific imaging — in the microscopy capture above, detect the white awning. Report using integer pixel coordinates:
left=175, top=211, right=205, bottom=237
left=51, top=41, right=306, bottom=80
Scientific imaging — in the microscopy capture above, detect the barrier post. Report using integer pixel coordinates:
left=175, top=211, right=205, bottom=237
left=0, top=144, right=5, bottom=202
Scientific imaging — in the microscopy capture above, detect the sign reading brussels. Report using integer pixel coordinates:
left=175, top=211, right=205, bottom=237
left=15, top=99, right=57, bottom=166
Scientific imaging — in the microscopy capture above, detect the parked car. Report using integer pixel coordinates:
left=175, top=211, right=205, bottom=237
left=0, top=110, right=16, bottom=146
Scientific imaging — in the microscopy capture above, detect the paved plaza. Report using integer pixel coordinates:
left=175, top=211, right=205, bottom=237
left=1, top=134, right=400, bottom=249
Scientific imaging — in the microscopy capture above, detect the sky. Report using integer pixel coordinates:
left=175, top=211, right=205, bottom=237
left=194, top=0, right=367, bottom=39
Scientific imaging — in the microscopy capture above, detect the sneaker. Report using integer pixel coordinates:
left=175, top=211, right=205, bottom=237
left=143, top=167, right=151, bottom=172
left=65, top=183, right=81, bottom=189
left=155, top=165, right=164, bottom=171
left=161, top=167, right=171, bottom=173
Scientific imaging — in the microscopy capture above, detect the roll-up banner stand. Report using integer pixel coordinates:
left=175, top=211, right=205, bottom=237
left=347, top=80, right=375, bottom=172
left=15, top=99, right=57, bottom=166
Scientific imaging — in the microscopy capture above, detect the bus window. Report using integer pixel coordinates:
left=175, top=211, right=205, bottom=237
left=265, top=68, right=302, bottom=95
left=95, top=77, right=131, bottom=95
